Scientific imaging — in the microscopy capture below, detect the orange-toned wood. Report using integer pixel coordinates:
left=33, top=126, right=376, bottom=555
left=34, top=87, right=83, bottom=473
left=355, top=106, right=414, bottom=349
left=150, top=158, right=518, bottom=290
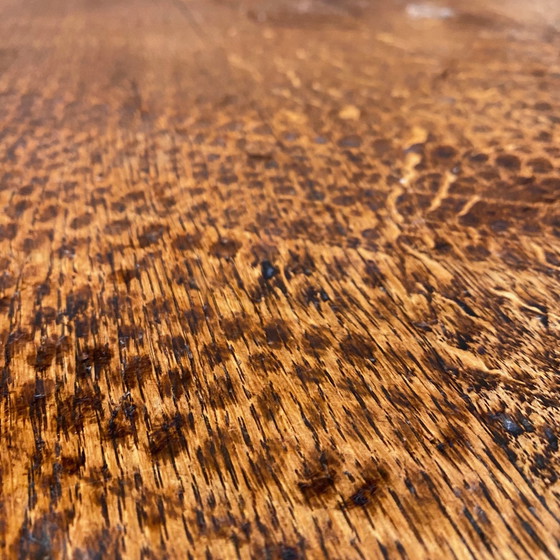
left=0, top=1, right=559, bottom=558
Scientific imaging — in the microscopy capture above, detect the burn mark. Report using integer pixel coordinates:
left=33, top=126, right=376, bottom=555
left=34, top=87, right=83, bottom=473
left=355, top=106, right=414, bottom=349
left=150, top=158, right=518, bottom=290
left=0, top=222, right=17, bottom=240
left=61, top=452, right=86, bottom=475
left=431, top=145, right=457, bottom=160
left=65, top=287, right=92, bottom=319
left=105, top=218, right=131, bottom=235
left=495, top=154, right=521, bottom=171
left=123, top=355, right=152, bottom=388
left=149, top=413, right=186, bottom=457
left=138, top=223, right=166, bottom=247
left=210, top=238, right=241, bottom=258
left=30, top=340, right=56, bottom=371
left=118, top=324, right=144, bottom=346
left=57, top=389, right=102, bottom=433
left=220, top=315, right=246, bottom=341
left=544, top=427, right=558, bottom=452
left=70, top=213, right=93, bottom=229
left=303, top=327, right=330, bottom=354
left=76, top=345, right=112, bottom=378
left=264, top=320, right=291, bottom=347
left=341, top=463, right=390, bottom=509
left=342, top=478, right=379, bottom=509
left=172, top=232, right=201, bottom=252
left=339, top=333, right=376, bottom=362
left=297, top=451, right=339, bottom=501
left=107, top=394, right=137, bottom=440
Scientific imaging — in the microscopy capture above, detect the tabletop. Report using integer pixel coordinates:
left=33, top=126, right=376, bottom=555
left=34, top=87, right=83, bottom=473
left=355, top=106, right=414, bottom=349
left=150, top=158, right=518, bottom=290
left=0, top=1, right=559, bottom=558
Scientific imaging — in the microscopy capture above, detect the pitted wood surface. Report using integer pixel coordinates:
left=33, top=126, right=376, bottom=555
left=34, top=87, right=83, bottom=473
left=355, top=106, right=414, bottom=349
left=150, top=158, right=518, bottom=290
left=0, top=1, right=559, bottom=558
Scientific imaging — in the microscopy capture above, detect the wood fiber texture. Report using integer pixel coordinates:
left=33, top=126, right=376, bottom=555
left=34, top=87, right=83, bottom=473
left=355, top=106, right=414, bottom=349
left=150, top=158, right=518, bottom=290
left=0, top=0, right=559, bottom=558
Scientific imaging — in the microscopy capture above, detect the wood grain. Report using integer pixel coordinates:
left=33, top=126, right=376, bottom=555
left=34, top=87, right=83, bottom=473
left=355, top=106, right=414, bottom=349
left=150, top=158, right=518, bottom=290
left=0, top=0, right=559, bottom=558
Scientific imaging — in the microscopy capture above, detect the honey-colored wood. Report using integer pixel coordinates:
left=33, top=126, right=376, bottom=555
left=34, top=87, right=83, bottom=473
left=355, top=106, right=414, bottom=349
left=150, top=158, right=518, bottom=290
left=1, top=1, right=559, bottom=558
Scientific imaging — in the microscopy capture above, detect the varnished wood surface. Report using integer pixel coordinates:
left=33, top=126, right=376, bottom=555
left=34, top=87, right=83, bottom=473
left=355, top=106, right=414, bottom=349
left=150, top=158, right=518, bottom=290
left=1, top=1, right=559, bottom=558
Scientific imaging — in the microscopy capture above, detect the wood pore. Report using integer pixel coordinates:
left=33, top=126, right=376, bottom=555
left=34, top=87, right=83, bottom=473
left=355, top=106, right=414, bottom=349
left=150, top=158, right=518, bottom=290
left=0, top=0, right=559, bottom=558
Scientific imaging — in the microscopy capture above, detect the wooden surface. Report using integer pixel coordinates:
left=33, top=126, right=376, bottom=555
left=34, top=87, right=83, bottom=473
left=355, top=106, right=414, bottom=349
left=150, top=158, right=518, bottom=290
left=1, top=0, right=559, bottom=558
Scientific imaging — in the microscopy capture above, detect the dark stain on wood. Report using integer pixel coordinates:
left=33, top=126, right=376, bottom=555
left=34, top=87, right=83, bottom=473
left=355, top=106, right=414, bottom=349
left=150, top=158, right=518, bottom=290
left=1, top=0, right=559, bottom=558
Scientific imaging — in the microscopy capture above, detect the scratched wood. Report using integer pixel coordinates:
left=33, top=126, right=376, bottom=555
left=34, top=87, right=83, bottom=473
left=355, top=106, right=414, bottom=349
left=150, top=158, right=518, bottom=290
left=0, top=0, right=559, bottom=558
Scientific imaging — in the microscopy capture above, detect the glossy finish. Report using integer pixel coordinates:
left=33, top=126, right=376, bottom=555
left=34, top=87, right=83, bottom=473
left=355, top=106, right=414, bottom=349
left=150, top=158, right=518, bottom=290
left=0, top=1, right=559, bottom=558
